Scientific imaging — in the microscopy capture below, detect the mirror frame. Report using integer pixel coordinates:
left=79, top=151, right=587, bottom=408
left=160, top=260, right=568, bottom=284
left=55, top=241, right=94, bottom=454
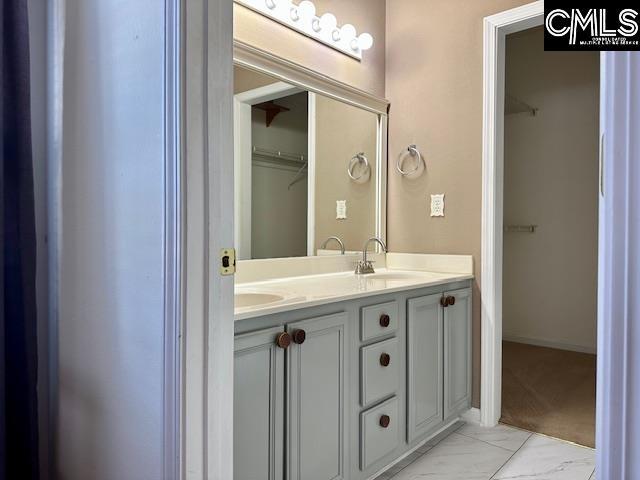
left=233, top=39, right=389, bottom=258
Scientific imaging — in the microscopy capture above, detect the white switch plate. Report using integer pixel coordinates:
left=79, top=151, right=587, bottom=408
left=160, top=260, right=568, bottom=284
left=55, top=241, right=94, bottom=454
left=430, top=194, right=445, bottom=217
left=336, top=200, right=347, bottom=219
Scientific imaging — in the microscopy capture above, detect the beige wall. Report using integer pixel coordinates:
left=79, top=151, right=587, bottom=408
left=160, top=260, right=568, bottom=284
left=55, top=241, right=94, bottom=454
left=234, top=65, right=279, bottom=93
left=385, top=0, right=533, bottom=407
left=314, top=95, right=378, bottom=251
left=503, top=28, right=599, bottom=353
left=234, top=0, right=386, bottom=97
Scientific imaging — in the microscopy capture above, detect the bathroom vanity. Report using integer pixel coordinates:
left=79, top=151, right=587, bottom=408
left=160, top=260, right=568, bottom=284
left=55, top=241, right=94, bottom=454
left=233, top=259, right=472, bottom=480
left=231, top=39, right=473, bottom=480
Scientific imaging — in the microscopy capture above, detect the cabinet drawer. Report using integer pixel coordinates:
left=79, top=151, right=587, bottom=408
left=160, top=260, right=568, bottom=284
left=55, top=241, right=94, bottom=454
left=361, top=300, right=398, bottom=341
left=361, top=337, right=400, bottom=406
left=360, top=396, right=400, bottom=470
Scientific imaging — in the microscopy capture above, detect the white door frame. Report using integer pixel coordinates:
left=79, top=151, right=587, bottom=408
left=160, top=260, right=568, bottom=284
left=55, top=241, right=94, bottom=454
left=596, top=51, right=640, bottom=480
left=480, top=1, right=544, bottom=427
left=182, top=0, right=235, bottom=478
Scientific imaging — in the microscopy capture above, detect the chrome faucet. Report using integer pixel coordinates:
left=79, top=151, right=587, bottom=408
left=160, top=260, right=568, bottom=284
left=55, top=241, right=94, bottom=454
left=319, top=236, right=345, bottom=255
left=355, top=237, right=387, bottom=274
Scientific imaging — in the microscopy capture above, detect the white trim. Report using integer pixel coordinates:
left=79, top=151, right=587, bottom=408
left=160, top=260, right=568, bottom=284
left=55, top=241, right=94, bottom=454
left=164, top=0, right=182, bottom=477
left=376, top=114, right=388, bottom=246
left=234, top=99, right=252, bottom=260
left=234, top=80, right=302, bottom=104
left=503, top=336, right=597, bottom=355
left=307, top=92, right=317, bottom=255
left=234, top=40, right=389, bottom=115
left=182, top=0, right=234, bottom=478
left=596, top=51, right=640, bottom=480
left=481, top=1, right=543, bottom=428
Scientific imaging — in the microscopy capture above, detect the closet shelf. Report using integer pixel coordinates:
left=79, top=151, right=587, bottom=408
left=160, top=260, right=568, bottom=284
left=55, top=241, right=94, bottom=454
left=505, top=94, right=538, bottom=116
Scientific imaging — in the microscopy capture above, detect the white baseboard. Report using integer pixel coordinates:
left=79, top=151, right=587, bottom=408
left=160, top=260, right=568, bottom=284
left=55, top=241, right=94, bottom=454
left=461, top=407, right=481, bottom=425
left=503, top=335, right=596, bottom=355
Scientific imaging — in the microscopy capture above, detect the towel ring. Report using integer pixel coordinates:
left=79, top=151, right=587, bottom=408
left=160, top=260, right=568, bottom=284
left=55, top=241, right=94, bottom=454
left=396, top=144, right=424, bottom=176
left=347, top=153, right=370, bottom=182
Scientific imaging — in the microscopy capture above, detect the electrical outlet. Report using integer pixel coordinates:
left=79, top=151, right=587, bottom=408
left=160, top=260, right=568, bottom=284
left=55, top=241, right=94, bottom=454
left=430, top=194, right=445, bottom=217
left=336, top=200, right=347, bottom=219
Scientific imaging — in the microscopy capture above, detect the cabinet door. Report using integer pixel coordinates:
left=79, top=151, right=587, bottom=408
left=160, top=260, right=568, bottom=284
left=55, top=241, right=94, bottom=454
left=407, top=294, right=443, bottom=442
left=287, top=313, right=348, bottom=480
left=234, top=327, right=285, bottom=480
left=444, top=288, right=472, bottom=419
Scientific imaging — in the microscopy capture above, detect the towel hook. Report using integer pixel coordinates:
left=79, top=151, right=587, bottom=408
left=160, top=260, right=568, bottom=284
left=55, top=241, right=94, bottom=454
left=396, top=144, right=425, bottom=177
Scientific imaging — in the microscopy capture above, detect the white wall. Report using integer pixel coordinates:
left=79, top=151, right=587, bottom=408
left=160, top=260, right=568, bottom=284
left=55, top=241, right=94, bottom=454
left=502, top=27, right=599, bottom=353
left=55, top=1, right=168, bottom=478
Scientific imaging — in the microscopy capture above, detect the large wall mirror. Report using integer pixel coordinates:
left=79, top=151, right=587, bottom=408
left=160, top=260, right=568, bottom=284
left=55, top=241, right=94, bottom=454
left=234, top=52, right=388, bottom=260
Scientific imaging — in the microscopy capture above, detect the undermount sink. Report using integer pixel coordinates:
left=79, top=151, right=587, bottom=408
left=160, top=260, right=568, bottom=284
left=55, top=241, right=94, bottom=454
left=365, top=272, right=424, bottom=281
left=235, top=292, right=285, bottom=308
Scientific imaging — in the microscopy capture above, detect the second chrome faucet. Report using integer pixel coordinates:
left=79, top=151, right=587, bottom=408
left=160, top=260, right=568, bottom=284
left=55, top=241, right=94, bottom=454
left=355, top=237, right=387, bottom=274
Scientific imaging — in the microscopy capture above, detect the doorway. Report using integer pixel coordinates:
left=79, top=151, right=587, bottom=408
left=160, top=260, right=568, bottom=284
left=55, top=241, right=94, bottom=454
left=233, top=66, right=316, bottom=260
left=499, top=26, right=599, bottom=447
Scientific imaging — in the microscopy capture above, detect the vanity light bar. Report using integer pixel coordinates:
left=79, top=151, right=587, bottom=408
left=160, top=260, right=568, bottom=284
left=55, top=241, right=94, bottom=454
left=235, top=0, right=374, bottom=60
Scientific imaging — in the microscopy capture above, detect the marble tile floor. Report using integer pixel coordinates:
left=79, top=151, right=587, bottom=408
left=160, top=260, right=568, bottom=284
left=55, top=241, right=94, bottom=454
left=376, top=421, right=595, bottom=480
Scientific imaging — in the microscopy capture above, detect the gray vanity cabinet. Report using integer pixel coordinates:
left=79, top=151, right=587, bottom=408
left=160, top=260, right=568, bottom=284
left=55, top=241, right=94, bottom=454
left=286, top=312, right=348, bottom=480
left=406, top=293, right=444, bottom=442
left=234, top=326, right=285, bottom=480
left=234, top=279, right=473, bottom=480
left=443, top=288, right=472, bottom=420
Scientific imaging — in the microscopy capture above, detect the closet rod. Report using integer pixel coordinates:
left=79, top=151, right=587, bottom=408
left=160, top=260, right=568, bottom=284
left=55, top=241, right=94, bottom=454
left=253, top=146, right=306, bottom=163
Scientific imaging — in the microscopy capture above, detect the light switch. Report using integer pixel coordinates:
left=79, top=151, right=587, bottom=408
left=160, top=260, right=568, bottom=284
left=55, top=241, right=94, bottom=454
left=430, top=194, right=445, bottom=217
left=336, top=200, right=347, bottom=219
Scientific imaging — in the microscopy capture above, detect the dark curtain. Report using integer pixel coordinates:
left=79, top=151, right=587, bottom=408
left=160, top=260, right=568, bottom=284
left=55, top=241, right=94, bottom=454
left=1, top=0, right=40, bottom=478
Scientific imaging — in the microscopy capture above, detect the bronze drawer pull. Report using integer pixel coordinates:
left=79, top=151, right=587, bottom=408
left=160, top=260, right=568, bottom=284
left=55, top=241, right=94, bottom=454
left=275, top=332, right=291, bottom=349
left=379, top=314, right=391, bottom=327
left=292, top=329, right=306, bottom=344
left=379, top=414, right=391, bottom=428
left=380, top=353, right=391, bottom=367
left=448, top=296, right=456, bottom=306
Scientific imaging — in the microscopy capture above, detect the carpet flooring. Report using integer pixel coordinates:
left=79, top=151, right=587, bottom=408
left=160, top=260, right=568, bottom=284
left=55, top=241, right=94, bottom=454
left=500, top=341, right=596, bottom=448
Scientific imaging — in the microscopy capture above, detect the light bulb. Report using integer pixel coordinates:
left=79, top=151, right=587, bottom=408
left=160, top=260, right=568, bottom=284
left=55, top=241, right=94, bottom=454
left=319, top=13, right=337, bottom=31
left=297, top=1, right=316, bottom=21
left=340, top=24, right=357, bottom=43
left=357, top=33, right=373, bottom=50
left=311, top=17, right=322, bottom=32
left=265, top=0, right=277, bottom=9
left=290, top=5, right=300, bottom=21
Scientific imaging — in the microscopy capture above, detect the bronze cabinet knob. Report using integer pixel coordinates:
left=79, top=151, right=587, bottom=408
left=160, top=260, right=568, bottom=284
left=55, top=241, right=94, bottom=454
left=448, top=296, right=456, bottom=306
left=440, top=296, right=448, bottom=307
left=292, top=329, right=306, bottom=344
left=276, top=332, right=291, bottom=349
left=379, top=353, right=391, bottom=367
left=379, top=414, right=391, bottom=428
left=379, top=314, right=391, bottom=327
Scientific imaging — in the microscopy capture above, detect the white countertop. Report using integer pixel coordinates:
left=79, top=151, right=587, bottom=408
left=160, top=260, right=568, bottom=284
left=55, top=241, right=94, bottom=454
left=235, top=268, right=473, bottom=321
